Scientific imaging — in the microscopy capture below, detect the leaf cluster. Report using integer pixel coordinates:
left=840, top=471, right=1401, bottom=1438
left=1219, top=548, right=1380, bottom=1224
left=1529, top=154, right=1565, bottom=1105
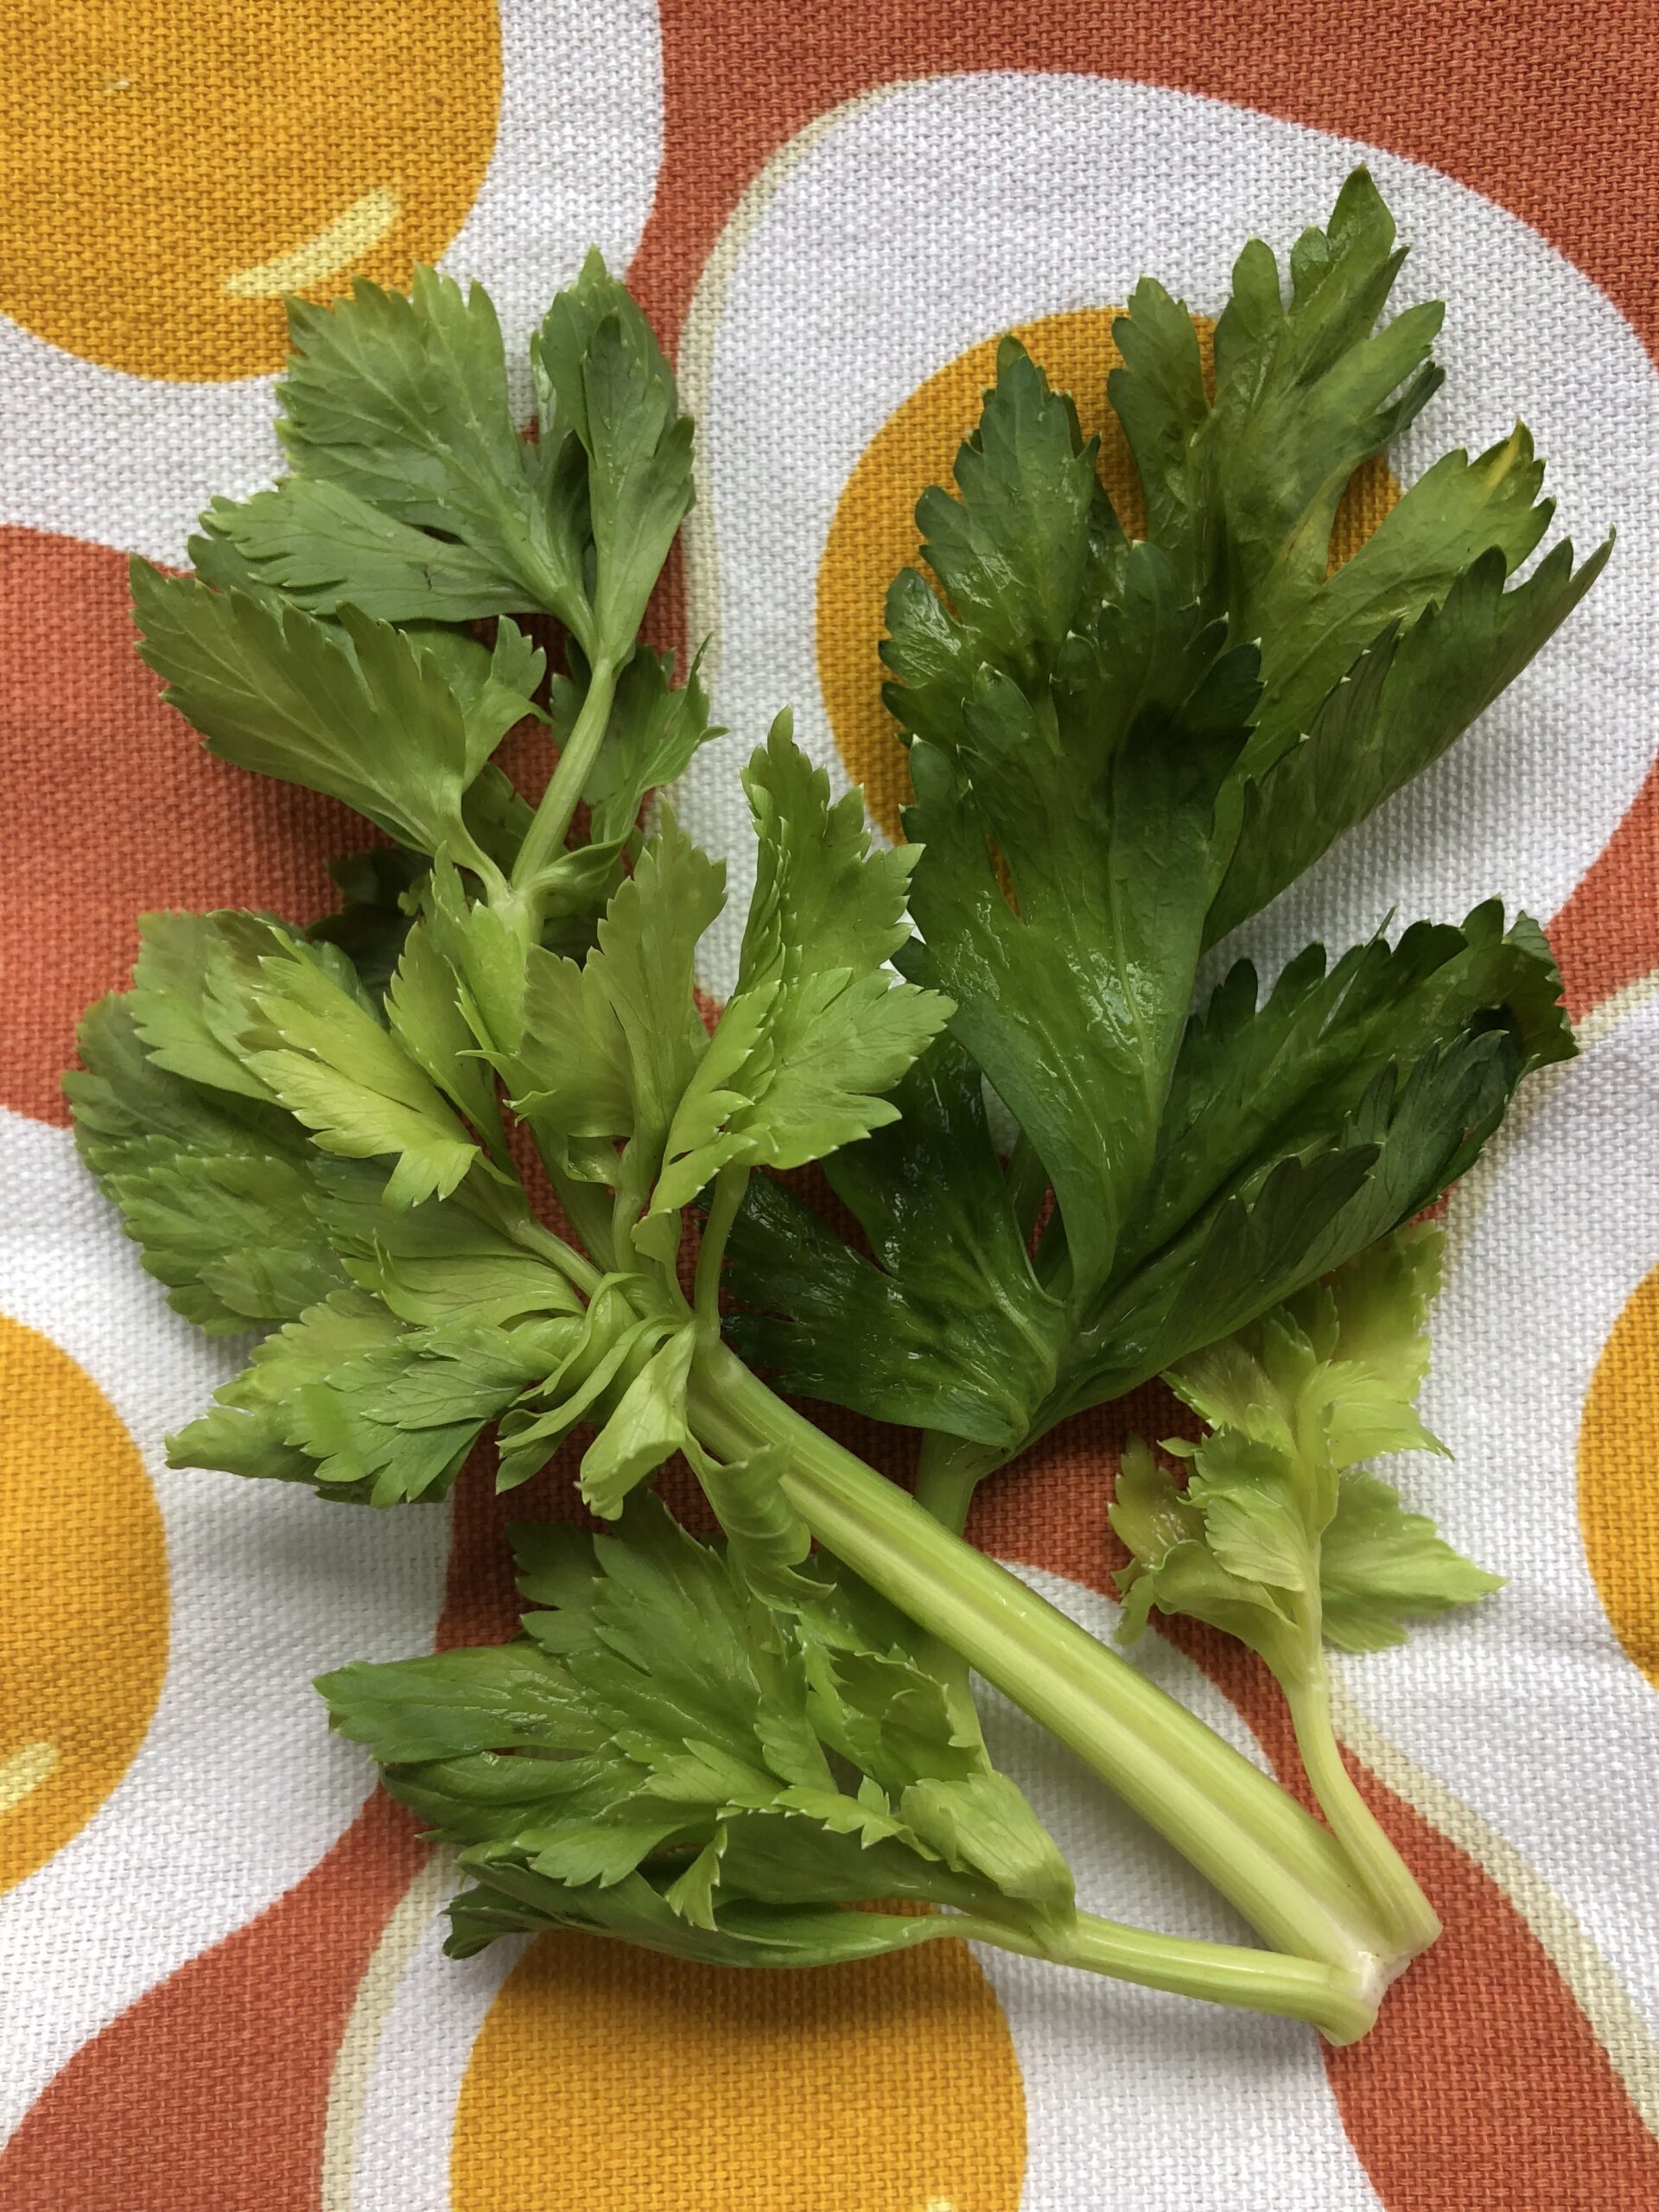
left=732, top=168, right=1592, bottom=1453
left=1109, top=1223, right=1502, bottom=1674
left=321, top=1494, right=1070, bottom=1966
left=62, top=176, right=1606, bottom=2017
left=135, top=251, right=717, bottom=938
left=84, top=258, right=950, bottom=1516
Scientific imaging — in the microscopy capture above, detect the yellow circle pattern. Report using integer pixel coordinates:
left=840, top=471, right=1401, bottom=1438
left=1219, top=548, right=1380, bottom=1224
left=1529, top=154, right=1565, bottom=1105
left=1579, top=1262, right=1659, bottom=1691
left=817, top=308, right=1400, bottom=845
left=0, top=1314, right=169, bottom=1894
left=452, top=1926, right=1026, bottom=2211
left=0, top=1, right=502, bottom=381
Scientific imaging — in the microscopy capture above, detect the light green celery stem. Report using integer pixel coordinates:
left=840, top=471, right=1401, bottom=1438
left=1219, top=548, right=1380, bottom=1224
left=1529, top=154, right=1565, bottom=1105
left=512, top=1211, right=602, bottom=1299
left=689, top=1345, right=1389, bottom=1973
left=1287, top=1668, right=1441, bottom=1960
left=695, top=1165, right=749, bottom=1327
left=510, top=655, right=619, bottom=895
left=908, top=1431, right=1003, bottom=1713
left=948, top=1906, right=1376, bottom=2044
left=912, top=1429, right=1001, bottom=1540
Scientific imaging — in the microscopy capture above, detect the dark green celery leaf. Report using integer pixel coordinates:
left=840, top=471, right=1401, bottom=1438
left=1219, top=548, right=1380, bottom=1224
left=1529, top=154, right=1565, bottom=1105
left=1052, top=1026, right=1525, bottom=1422
left=1205, top=533, right=1612, bottom=941
left=1109, top=168, right=1442, bottom=644
left=1210, top=168, right=1444, bottom=635
left=1057, top=1148, right=1376, bottom=1423
left=1115, top=901, right=1573, bottom=1277
left=1239, top=426, right=1557, bottom=784
left=1103, top=273, right=1213, bottom=577
left=1106, top=169, right=1603, bottom=933
left=880, top=335, right=1122, bottom=747
left=900, top=543, right=1259, bottom=1298
left=319, top=1496, right=1070, bottom=1958
left=725, top=1040, right=1065, bottom=1449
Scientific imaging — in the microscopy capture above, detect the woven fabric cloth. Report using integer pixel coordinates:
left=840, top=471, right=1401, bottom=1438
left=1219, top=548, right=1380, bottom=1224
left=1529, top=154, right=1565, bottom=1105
left=3, top=6, right=1657, bottom=2207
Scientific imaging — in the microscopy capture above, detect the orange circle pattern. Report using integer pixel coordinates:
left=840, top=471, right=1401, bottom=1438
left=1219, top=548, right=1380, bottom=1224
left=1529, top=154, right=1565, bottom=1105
left=451, top=1926, right=1027, bottom=2211
left=0, top=1, right=502, bottom=381
left=0, top=1313, right=169, bottom=1894
left=1578, top=1263, right=1659, bottom=1692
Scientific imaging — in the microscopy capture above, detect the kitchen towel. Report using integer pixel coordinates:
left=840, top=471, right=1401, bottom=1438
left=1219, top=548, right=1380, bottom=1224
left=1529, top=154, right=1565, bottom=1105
left=2, top=5, right=1656, bottom=2206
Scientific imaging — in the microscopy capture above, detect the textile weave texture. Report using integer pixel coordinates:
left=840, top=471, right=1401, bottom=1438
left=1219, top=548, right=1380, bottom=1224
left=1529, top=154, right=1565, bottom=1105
left=1, top=5, right=1657, bottom=2208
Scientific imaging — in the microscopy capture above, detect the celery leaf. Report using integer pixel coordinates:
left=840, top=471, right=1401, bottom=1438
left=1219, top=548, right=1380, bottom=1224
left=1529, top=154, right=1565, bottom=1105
left=726, top=1039, right=1063, bottom=1448
left=1111, top=1224, right=1500, bottom=1676
left=319, top=1495, right=1071, bottom=1959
